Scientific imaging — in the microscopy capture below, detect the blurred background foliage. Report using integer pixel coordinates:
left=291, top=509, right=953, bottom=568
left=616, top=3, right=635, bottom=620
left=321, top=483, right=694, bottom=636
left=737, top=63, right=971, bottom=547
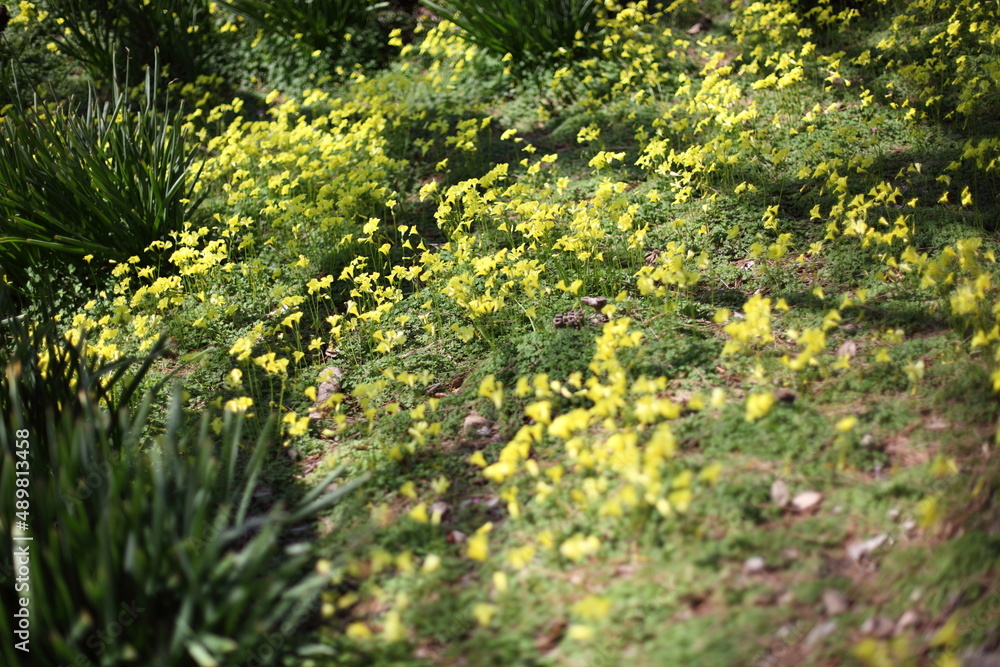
left=0, top=285, right=367, bottom=665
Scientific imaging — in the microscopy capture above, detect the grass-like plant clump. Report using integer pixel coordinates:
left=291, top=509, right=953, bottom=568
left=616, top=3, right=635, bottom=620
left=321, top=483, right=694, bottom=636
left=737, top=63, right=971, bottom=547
left=0, top=68, right=203, bottom=294
left=0, top=290, right=365, bottom=666
left=421, top=0, right=599, bottom=66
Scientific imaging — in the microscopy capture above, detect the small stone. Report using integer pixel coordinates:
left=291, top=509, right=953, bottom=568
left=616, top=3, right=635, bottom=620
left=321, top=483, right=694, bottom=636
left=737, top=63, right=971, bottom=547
left=804, top=620, right=837, bottom=648
left=961, top=649, right=1000, bottom=667
left=894, top=609, right=919, bottom=635
left=771, top=480, right=790, bottom=507
left=687, top=15, right=712, bottom=34
left=774, top=622, right=796, bottom=639
left=792, top=490, right=823, bottom=512
left=775, top=387, right=797, bottom=403
left=781, top=547, right=800, bottom=562
left=743, top=556, right=766, bottom=574
left=462, top=412, right=495, bottom=437
left=836, top=340, right=858, bottom=358
left=887, top=507, right=900, bottom=521
left=925, top=415, right=949, bottom=431
left=309, top=367, right=343, bottom=420
left=901, top=519, right=916, bottom=534
left=846, top=533, right=889, bottom=562
left=860, top=615, right=895, bottom=638
left=861, top=433, right=876, bottom=447
left=822, top=589, right=849, bottom=616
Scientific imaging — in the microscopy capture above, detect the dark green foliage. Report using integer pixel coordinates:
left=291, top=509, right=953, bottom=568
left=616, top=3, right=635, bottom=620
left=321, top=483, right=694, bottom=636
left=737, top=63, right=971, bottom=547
left=0, top=293, right=365, bottom=666
left=46, top=0, right=222, bottom=85
left=620, top=324, right=722, bottom=380
left=499, top=326, right=597, bottom=384
left=219, top=0, right=373, bottom=57
left=421, top=0, right=599, bottom=68
left=0, top=67, right=202, bottom=295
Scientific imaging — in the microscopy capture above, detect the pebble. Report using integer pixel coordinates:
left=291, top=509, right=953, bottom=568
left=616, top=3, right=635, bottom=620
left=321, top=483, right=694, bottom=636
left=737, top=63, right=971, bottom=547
left=771, top=479, right=790, bottom=507
left=846, top=534, right=889, bottom=562
left=860, top=615, right=895, bottom=638
left=804, top=620, right=837, bottom=648
left=792, top=490, right=823, bottom=512
left=822, top=589, right=849, bottom=616
left=894, top=609, right=919, bottom=634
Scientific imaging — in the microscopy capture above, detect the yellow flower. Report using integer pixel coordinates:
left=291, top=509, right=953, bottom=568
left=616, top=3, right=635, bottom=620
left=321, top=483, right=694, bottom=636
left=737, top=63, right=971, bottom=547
left=224, top=396, right=253, bottom=413
left=668, top=488, right=692, bottom=513
left=745, top=392, right=775, bottom=422
left=930, top=455, right=958, bottom=478
left=467, top=532, right=489, bottom=561
left=572, top=596, right=612, bottom=621
left=507, top=545, right=535, bottom=569
left=492, top=571, right=508, bottom=593
left=282, top=412, right=309, bottom=436
left=917, top=496, right=939, bottom=529
left=346, top=623, right=372, bottom=639
left=422, top=554, right=441, bottom=573
left=478, top=374, right=503, bottom=410
left=836, top=415, right=858, bottom=432
left=525, top=400, right=551, bottom=424
left=559, top=534, right=600, bottom=562
left=409, top=502, right=429, bottom=523
left=473, top=603, right=497, bottom=626
left=699, top=463, right=723, bottom=484
left=382, top=610, right=405, bottom=642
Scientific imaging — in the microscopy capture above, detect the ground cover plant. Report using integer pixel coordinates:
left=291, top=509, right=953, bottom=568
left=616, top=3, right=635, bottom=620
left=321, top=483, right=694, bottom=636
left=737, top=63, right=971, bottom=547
left=2, top=0, right=1000, bottom=665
